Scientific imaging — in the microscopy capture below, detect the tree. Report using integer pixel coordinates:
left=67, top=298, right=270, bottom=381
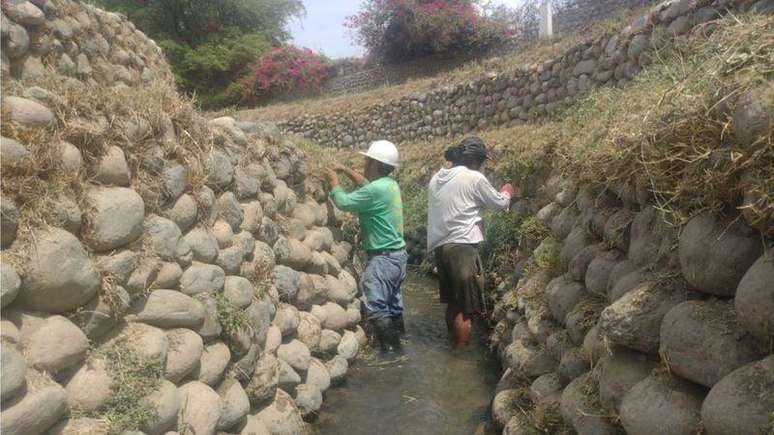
left=93, top=0, right=304, bottom=107
left=345, top=0, right=511, bottom=64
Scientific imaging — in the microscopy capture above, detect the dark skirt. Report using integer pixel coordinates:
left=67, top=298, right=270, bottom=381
left=434, top=243, right=485, bottom=315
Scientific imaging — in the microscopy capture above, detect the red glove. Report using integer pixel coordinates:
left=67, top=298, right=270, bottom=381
left=500, top=183, right=514, bottom=197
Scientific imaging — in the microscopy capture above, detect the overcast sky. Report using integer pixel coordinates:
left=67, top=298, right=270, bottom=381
left=288, top=0, right=525, bottom=59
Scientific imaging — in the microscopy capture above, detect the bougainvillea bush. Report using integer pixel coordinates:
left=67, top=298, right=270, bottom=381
left=230, top=45, right=331, bottom=105
left=346, top=0, right=512, bottom=64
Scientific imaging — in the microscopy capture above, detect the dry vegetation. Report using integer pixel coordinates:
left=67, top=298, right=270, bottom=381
left=228, top=7, right=647, bottom=122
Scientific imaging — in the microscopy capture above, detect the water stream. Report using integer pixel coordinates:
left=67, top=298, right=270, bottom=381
left=314, top=272, right=500, bottom=435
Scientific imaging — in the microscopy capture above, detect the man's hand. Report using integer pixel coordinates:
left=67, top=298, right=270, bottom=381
left=324, top=168, right=339, bottom=187
left=500, top=183, right=515, bottom=197
left=331, top=162, right=347, bottom=172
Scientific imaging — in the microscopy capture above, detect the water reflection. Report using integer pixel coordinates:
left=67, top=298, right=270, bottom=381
left=314, top=272, right=500, bottom=435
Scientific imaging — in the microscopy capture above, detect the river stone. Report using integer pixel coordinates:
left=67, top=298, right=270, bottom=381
left=178, top=381, right=222, bottom=435
left=354, top=325, right=368, bottom=348
left=273, top=303, right=300, bottom=337
left=277, top=339, right=311, bottom=372
left=116, top=322, right=169, bottom=362
left=217, top=246, right=242, bottom=275
left=319, top=302, right=349, bottom=331
left=124, top=257, right=161, bottom=294
left=245, top=354, right=280, bottom=407
left=1, top=318, right=20, bottom=343
left=1, top=347, right=26, bottom=400
left=733, top=84, right=773, bottom=147
left=156, top=262, right=183, bottom=289
left=71, top=285, right=130, bottom=340
left=735, top=250, right=774, bottom=341
left=326, top=274, right=356, bottom=306
left=278, top=358, right=302, bottom=393
left=164, top=194, right=197, bottom=232
left=4, top=96, right=55, bottom=128
left=628, top=206, right=672, bottom=267
left=16, top=227, right=100, bottom=312
left=545, top=275, right=589, bottom=325
left=585, top=250, right=624, bottom=297
left=582, top=324, right=609, bottom=364
left=48, top=417, right=110, bottom=435
left=345, top=303, right=362, bottom=328
left=597, top=348, right=657, bottom=412
left=182, top=227, right=219, bottom=263
left=180, top=263, right=225, bottom=295
left=94, top=145, right=131, bottom=186
left=492, top=388, right=528, bottom=428
left=559, top=347, right=590, bottom=386
left=660, top=299, right=763, bottom=387
left=141, top=216, right=181, bottom=261
left=247, top=298, right=273, bottom=346
left=222, top=276, right=253, bottom=308
left=306, top=357, right=331, bottom=393
left=229, top=343, right=261, bottom=385
left=196, top=296, right=222, bottom=343
left=160, top=163, right=187, bottom=201
left=240, top=201, right=264, bottom=236
left=164, top=328, right=204, bottom=383
left=529, top=373, right=562, bottom=403
left=295, top=383, right=323, bottom=420
left=679, top=212, right=762, bottom=296
left=619, top=373, right=705, bottom=435
left=297, top=274, right=327, bottom=310
left=568, top=243, right=606, bottom=282
left=325, top=355, right=348, bottom=386
left=206, top=150, right=234, bottom=188
left=559, top=226, right=594, bottom=270
left=297, top=311, right=322, bottom=352
left=234, top=167, right=259, bottom=200
left=215, top=192, right=242, bottom=231
left=264, top=325, right=282, bottom=354
left=216, top=378, right=250, bottom=431
left=50, top=195, right=82, bottom=235
left=318, top=329, right=342, bottom=355
left=195, top=341, right=231, bottom=386
left=560, top=373, right=619, bottom=435
left=240, top=415, right=271, bottom=435
left=128, top=289, right=205, bottom=329
left=608, top=264, right=649, bottom=302
left=0, top=382, right=67, bottom=435
left=142, top=380, right=181, bottom=435
left=331, top=241, right=351, bottom=266
left=274, top=236, right=312, bottom=270
left=504, top=339, right=556, bottom=378
left=58, top=141, right=83, bottom=172
left=253, top=389, right=307, bottom=435
left=64, top=358, right=112, bottom=412
left=25, top=315, right=88, bottom=373
left=337, top=330, right=359, bottom=361
left=274, top=265, right=300, bottom=301
left=1, top=136, right=29, bottom=167
left=1, top=262, right=21, bottom=308
left=322, top=252, right=342, bottom=275
left=1, top=197, right=19, bottom=249
left=701, top=355, right=774, bottom=435
left=599, top=281, right=684, bottom=354
left=85, top=187, right=145, bottom=251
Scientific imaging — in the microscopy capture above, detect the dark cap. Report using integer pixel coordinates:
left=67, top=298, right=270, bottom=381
left=458, top=136, right=488, bottom=160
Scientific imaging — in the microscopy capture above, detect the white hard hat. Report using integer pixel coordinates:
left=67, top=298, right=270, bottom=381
left=359, top=140, right=399, bottom=167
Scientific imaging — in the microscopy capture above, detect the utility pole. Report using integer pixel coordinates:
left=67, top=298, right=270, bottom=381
left=539, top=0, right=553, bottom=39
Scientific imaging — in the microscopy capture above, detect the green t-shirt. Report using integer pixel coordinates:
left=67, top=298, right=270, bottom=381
left=330, top=176, right=406, bottom=252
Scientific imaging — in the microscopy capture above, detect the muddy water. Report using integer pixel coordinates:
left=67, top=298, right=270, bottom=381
left=314, top=272, right=500, bottom=435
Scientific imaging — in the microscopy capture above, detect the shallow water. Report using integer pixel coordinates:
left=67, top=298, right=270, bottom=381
left=314, top=272, right=500, bottom=435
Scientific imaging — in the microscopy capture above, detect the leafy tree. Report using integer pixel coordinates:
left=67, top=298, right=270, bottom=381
left=92, top=0, right=304, bottom=107
left=345, top=0, right=511, bottom=64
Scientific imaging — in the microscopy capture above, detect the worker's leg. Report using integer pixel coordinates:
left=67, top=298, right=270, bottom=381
left=386, top=250, right=409, bottom=336
left=452, top=310, right=473, bottom=346
left=362, top=253, right=402, bottom=352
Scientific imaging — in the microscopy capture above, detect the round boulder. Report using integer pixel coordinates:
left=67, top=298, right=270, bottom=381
left=735, top=250, right=774, bottom=342
left=164, top=328, right=204, bottom=383
left=84, top=187, right=145, bottom=251
left=25, top=315, right=89, bottom=373
left=128, top=289, right=205, bottom=329
left=252, top=389, right=307, bottom=435
left=678, top=212, right=762, bottom=296
left=177, top=381, right=222, bottom=435
left=659, top=299, right=763, bottom=387
left=277, top=339, right=311, bottom=372
left=16, top=227, right=100, bottom=313
left=619, top=373, right=705, bottom=435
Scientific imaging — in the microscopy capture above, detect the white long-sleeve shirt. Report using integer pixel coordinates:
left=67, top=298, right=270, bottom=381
left=427, top=166, right=511, bottom=251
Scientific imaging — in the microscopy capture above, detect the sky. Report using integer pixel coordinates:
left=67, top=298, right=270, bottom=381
left=288, top=0, right=525, bottom=59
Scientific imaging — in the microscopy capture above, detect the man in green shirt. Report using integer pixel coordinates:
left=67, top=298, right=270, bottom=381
left=325, top=140, right=407, bottom=352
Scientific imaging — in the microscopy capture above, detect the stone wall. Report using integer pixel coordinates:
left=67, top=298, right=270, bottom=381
left=486, top=140, right=772, bottom=432
left=1, top=1, right=366, bottom=434
left=279, top=0, right=763, bottom=150
left=554, top=0, right=655, bottom=35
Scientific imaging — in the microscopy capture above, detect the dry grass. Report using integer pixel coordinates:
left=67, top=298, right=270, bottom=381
left=229, top=7, right=647, bottom=122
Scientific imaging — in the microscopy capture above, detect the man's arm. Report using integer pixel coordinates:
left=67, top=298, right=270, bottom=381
left=333, top=163, right=367, bottom=186
left=473, top=176, right=513, bottom=210
left=325, top=167, right=373, bottom=213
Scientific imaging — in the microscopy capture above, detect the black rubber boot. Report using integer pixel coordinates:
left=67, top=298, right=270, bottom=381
left=391, top=314, right=406, bottom=336
left=374, top=317, right=401, bottom=352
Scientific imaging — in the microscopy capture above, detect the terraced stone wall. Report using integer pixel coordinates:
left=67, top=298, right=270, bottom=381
left=1, top=1, right=366, bottom=434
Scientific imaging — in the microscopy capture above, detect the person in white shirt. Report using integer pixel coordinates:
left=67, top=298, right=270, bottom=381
left=427, top=136, right=515, bottom=345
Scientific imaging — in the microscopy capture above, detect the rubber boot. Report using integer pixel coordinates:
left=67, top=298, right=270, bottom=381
left=391, top=314, right=405, bottom=336
left=374, top=317, right=401, bottom=352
